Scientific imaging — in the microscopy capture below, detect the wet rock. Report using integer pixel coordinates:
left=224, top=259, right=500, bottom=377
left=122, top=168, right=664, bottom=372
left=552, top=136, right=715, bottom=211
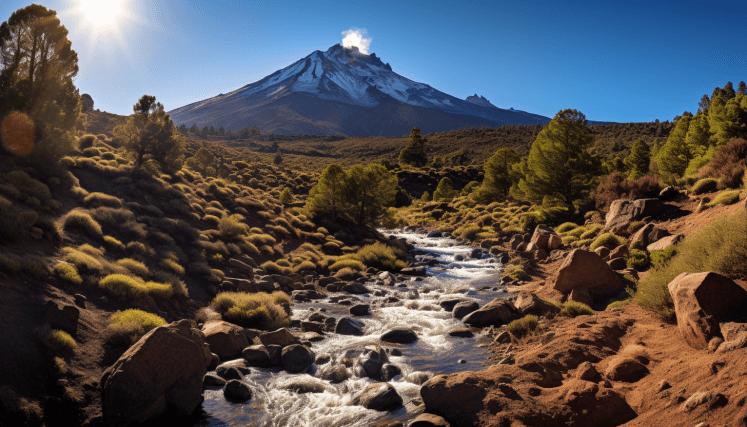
left=407, top=371, right=433, bottom=385
left=462, top=299, right=520, bottom=327
left=452, top=301, right=479, bottom=319
left=281, top=344, right=315, bottom=373
left=470, top=248, right=483, bottom=259
left=448, top=328, right=473, bottom=338
left=350, top=304, right=371, bottom=316
left=301, top=321, right=324, bottom=334
left=43, top=301, right=79, bottom=336
left=223, top=379, right=252, bottom=402
left=553, top=249, right=625, bottom=299
left=335, top=317, right=365, bottom=336
left=343, top=283, right=370, bottom=294
left=381, top=329, right=418, bottom=344
left=100, top=320, right=211, bottom=425
left=318, top=363, right=351, bottom=383
left=315, top=354, right=332, bottom=365
left=266, top=344, right=282, bottom=366
left=410, top=413, right=451, bottom=427
left=279, top=375, right=331, bottom=394
left=457, top=359, right=466, bottom=364
left=380, top=364, right=401, bottom=381
left=605, top=357, right=649, bottom=382
left=401, top=266, right=426, bottom=277
left=242, top=345, right=270, bottom=367
left=216, top=359, right=251, bottom=373
left=390, top=348, right=403, bottom=356
left=201, top=320, right=250, bottom=361
left=259, top=328, right=299, bottom=348
left=352, top=383, right=403, bottom=411
left=569, top=286, right=594, bottom=307
left=318, top=277, right=341, bottom=288
left=308, top=312, right=328, bottom=323
left=438, top=298, right=467, bottom=311
left=668, top=272, right=747, bottom=349
left=215, top=366, right=243, bottom=381
left=427, top=231, right=443, bottom=238
left=203, top=373, right=226, bottom=388
left=454, top=255, right=464, bottom=262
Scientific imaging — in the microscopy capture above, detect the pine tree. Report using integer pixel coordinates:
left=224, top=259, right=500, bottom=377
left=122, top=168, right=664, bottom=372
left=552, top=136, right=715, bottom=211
left=722, top=82, right=737, bottom=101
left=398, top=127, right=428, bottom=167
left=190, top=123, right=198, bottom=133
left=474, top=148, right=520, bottom=202
left=209, top=126, right=216, bottom=135
left=343, top=164, right=398, bottom=225
left=273, top=151, right=282, bottom=165
left=433, top=177, right=458, bottom=201
left=738, top=81, right=747, bottom=96
left=306, top=164, right=346, bottom=220
left=698, top=94, right=711, bottom=111
left=655, top=115, right=691, bottom=176
left=624, top=139, right=651, bottom=179
left=519, top=109, right=598, bottom=206
left=218, top=126, right=225, bottom=135
left=279, top=187, right=293, bottom=204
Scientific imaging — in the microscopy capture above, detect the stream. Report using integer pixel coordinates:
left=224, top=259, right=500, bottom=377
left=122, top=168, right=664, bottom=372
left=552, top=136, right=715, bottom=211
left=195, top=230, right=508, bottom=426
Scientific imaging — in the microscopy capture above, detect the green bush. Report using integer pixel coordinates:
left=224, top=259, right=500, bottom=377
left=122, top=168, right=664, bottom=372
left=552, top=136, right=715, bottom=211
left=350, top=242, right=407, bottom=271
left=260, top=261, right=292, bottom=276
left=627, top=221, right=645, bottom=234
left=334, top=267, right=358, bottom=280
left=218, top=214, right=247, bottom=239
left=83, top=192, right=123, bottom=208
left=556, top=222, right=579, bottom=233
left=50, top=330, right=76, bottom=351
left=453, top=223, right=481, bottom=240
left=98, top=274, right=173, bottom=301
left=606, top=298, right=632, bottom=310
left=690, top=178, right=718, bottom=195
left=63, top=211, right=103, bottom=239
left=705, top=189, right=741, bottom=208
left=634, top=210, right=747, bottom=319
left=650, top=247, right=676, bottom=268
left=589, top=232, right=626, bottom=251
left=211, top=291, right=290, bottom=330
left=103, top=235, right=125, bottom=251
left=53, top=263, right=82, bottom=286
left=292, top=260, right=316, bottom=274
left=105, top=309, right=166, bottom=346
left=116, top=258, right=150, bottom=278
left=627, top=249, right=650, bottom=271
left=507, top=315, right=538, bottom=337
left=61, top=247, right=103, bottom=274
left=560, top=300, right=594, bottom=317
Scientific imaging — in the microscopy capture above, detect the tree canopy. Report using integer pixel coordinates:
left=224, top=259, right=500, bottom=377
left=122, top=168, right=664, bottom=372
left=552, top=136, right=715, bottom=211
left=474, top=148, right=520, bottom=203
left=398, top=127, right=428, bottom=167
left=624, top=139, right=651, bottom=179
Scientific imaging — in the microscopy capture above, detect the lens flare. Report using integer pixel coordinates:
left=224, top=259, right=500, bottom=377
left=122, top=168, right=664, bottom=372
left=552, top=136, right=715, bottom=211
left=0, top=112, right=35, bottom=157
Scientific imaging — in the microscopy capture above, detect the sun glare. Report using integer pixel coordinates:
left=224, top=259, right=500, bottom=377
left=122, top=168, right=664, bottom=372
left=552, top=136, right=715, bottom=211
left=78, top=0, right=126, bottom=27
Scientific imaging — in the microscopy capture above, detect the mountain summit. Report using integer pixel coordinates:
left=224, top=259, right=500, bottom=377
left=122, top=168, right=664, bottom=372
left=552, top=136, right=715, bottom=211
left=169, top=45, right=551, bottom=136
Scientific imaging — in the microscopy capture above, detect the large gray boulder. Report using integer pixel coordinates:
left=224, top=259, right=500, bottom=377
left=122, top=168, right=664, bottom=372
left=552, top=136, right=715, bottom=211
left=281, top=344, right=316, bottom=373
left=553, top=249, right=624, bottom=299
left=462, top=299, right=519, bottom=327
left=605, top=198, right=664, bottom=231
left=100, top=320, right=211, bottom=425
left=335, top=317, right=365, bottom=336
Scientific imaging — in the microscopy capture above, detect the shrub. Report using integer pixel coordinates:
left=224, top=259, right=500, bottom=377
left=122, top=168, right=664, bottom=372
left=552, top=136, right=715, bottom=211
left=63, top=211, right=103, bottom=239
left=53, top=263, right=82, bottom=286
left=105, top=309, right=166, bottom=346
left=351, top=242, right=407, bottom=271
left=507, top=315, right=538, bottom=337
left=594, top=172, right=661, bottom=211
left=103, top=235, right=125, bottom=251
left=627, top=221, right=645, bottom=234
left=589, top=232, right=626, bottom=251
left=334, top=267, right=358, bottom=280
left=634, top=210, right=747, bottom=319
left=329, top=259, right=365, bottom=272
left=116, top=258, right=150, bottom=278
left=292, top=260, right=316, bottom=274
left=453, top=223, right=481, bottom=240
left=159, top=258, right=185, bottom=276
left=650, top=247, right=676, bottom=268
left=83, top=192, right=122, bottom=208
left=627, top=249, right=650, bottom=271
left=705, top=189, right=741, bottom=208
left=50, top=330, right=76, bottom=351
left=690, top=178, right=718, bottom=195
left=20, top=256, right=49, bottom=280
left=560, top=300, right=594, bottom=317
left=260, top=261, right=292, bottom=276
left=4, top=171, right=51, bottom=202
left=699, top=138, right=747, bottom=189
left=211, top=291, right=290, bottom=330
left=99, top=274, right=172, bottom=301
left=606, top=298, right=632, bottom=310
left=61, top=247, right=103, bottom=274
left=556, top=222, right=579, bottom=233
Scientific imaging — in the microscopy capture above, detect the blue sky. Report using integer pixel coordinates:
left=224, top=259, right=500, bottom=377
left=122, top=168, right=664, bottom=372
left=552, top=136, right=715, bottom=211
left=2, top=0, right=746, bottom=123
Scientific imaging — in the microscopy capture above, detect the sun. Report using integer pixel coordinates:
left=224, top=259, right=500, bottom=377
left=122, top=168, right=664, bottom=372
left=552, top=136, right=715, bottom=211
left=78, top=0, right=127, bottom=28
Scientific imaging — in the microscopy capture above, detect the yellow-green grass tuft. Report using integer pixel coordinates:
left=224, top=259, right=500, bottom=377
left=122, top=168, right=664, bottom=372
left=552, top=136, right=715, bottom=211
left=116, top=258, right=150, bottom=278
left=98, top=274, right=173, bottom=301
left=103, top=235, right=125, bottom=251
left=507, top=314, right=539, bottom=337
left=105, top=309, right=166, bottom=346
left=211, top=291, right=290, bottom=330
left=50, top=330, right=76, bottom=351
left=560, top=300, right=594, bottom=317
left=589, top=232, right=626, bottom=251
left=53, top=263, right=82, bottom=286
left=63, top=211, right=103, bottom=239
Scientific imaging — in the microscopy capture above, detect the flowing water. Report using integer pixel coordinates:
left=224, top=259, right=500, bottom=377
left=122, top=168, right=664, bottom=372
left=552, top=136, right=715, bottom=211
left=195, top=230, right=507, bottom=427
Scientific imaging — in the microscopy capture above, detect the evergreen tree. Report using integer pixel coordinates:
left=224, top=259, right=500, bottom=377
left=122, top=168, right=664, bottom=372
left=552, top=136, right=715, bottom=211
left=624, top=139, right=651, bottom=179
left=738, top=81, right=747, bottom=96
left=209, top=126, right=216, bottom=135
left=708, top=95, right=747, bottom=145
left=398, top=127, right=428, bottom=167
left=343, top=163, right=398, bottom=225
left=273, top=151, right=282, bottom=165
left=474, top=148, right=520, bottom=202
left=722, top=82, right=737, bottom=101
left=218, top=125, right=225, bottom=135
left=0, top=4, right=81, bottom=159
left=193, top=147, right=216, bottom=172
left=433, top=177, right=458, bottom=201
left=178, top=124, right=187, bottom=134
left=655, top=115, right=692, bottom=176
left=200, top=126, right=209, bottom=138
left=306, top=163, right=346, bottom=220
left=698, top=94, right=711, bottom=111
left=114, top=95, right=183, bottom=172
left=279, top=187, right=293, bottom=204
left=518, top=109, right=598, bottom=206
left=189, top=123, right=198, bottom=133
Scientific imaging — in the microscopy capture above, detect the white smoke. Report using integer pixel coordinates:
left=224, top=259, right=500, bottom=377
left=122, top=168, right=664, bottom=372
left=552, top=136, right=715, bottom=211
left=341, top=28, right=371, bottom=54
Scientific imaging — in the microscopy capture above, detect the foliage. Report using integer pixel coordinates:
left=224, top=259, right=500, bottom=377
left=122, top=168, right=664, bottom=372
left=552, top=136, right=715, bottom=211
left=698, top=138, right=747, bottom=189
left=49, top=330, right=76, bottom=351
left=507, top=314, right=539, bottom=337
left=559, top=300, right=594, bottom=317
left=433, top=177, right=458, bottom=201
left=519, top=109, right=598, bottom=206
left=398, top=127, right=427, bottom=167
left=218, top=213, right=247, bottom=239
left=704, top=189, right=741, bottom=208
left=114, top=95, right=183, bottom=172
left=63, top=211, right=103, bottom=239
left=627, top=249, right=650, bottom=270
left=649, top=247, right=676, bottom=268
left=98, top=274, right=173, bottom=302
left=623, top=139, right=651, bottom=179
left=589, top=232, right=626, bottom=251
left=690, top=178, right=718, bottom=195
left=594, top=172, right=661, bottom=211
left=105, top=309, right=166, bottom=346
left=0, top=4, right=81, bottom=160
left=350, top=242, right=407, bottom=271
left=474, top=148, right=521, bottom=203
left=305, top=163, right=347, bottom=220
left=53, top=263, right=82, bottom=285
left=211, top=291, right=290, bottom=330
left=328, top=258, right=365, bottom=272
left=278, top=187, right=293, bottom=204
left=634, top=210, right=747, bottom=319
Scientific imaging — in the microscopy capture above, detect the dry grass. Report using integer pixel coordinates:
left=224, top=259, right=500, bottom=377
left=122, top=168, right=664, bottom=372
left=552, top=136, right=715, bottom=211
left=63, top=211, right=103, bottom=239
left=211, top=291, right=290, bottom=330
left=507, top=314, right=538, bottom=337
left=105, top=309, right=166, bottom=346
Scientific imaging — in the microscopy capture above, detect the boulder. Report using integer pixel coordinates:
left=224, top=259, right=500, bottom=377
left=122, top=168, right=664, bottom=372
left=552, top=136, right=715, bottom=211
left=401, top=266, right=426, bottom=277
left=470, top=248, right=483, bottom=259
left=335, top=317, right=365, bottom=336
left=530, top=225, right=556, bottom=250
left=228, top=258, right=254, bottom=280
left=647, top=227, right=670, bottom=244
left=201, top=320, right=250, bottom=361
left=259, top=328, right=299, bottom=348
left=356, top=345, right=388, bottom=379
left=43, top=301, right=79, bottom=336
left=352, top=383, right=403, bottom=411
left=569, top=287, right=594, bottom=307
left=343, top=283, right=370, bottom=294
left=451, top=301, right=479, bottom=319
left=241, top=345, right=271, bottom=366
left=318, top=277, right=341, bottom=288
left=301, top=321, right=324, bottom=334
left=215, top=366, right=243, bottom=381
left=514, top=292, right=560, bottom=316
left=608, top=245, right=629, bottom=260
left=350, top=304, right=371, bottom=316
left=281, top=344, right=315, bottom=373
left=279, top=375, right=330, bottom=394
left=223, top=379, right=252, bottom=402
left=594, top=246, right=610, bottom=259
left=266, top=344, right=283, bottom=366
left=553, top=249, right=625, bottom=299
left=668, top=272, right=747, bottom=349
left=318, top=364, right=351, bottom=383
left=509, top=235, right=524, bottom=250
left=380, top=363, right=402, bottom=381
left=427, top=231, right=443, bottom=238
left=448, top=328, right=474, bottom=338
left=410, top=413, right=452, bottom=427
left=203, top=373, right=226, bottom=388
left=462, top=299, right=520, bottom=327
left=646, top=234, right=683, bottom=252
left=607, top=257, right=628, bottom=271
left=605, top=357, right=648, bottom=382
left=548, top=235, right=563, bottom=250
left=438, top=298, right=467, bottom=312
left=605, top=198, right=665, bottom=231
left=630, top=223, right=656, bottom=247
left=100, top=320, right=211, bottom=425
left=381, top=329, right=418, bottom=344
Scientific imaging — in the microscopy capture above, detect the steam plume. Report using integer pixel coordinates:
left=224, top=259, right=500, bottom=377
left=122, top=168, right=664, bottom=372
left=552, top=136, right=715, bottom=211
left=341, top=28, right=371, bottom=54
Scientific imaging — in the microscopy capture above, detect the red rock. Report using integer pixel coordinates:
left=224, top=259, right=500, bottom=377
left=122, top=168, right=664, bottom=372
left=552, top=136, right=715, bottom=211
left=553, top=249, right=624, bottom=299
left=201, top=320, right=250, bottom=361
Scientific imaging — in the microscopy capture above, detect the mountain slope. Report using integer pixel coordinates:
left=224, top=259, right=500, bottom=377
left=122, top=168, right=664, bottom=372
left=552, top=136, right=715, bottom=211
left=169, top=44, right=552, bottom=136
